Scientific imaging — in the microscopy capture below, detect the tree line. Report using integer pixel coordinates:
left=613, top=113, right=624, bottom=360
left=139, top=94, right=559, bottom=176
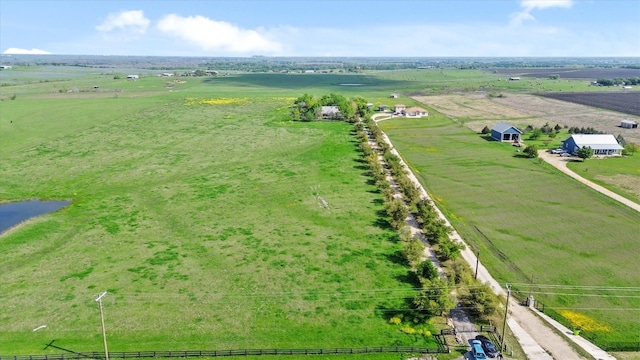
left=355, top=117, right=500, bottom=327
left=291, top=93, right=371, bottom=122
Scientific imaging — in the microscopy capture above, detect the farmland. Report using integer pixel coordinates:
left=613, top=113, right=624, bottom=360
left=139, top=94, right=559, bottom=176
left=489, top=67, right=640, bottom=80
left=1, top=59, right=640, bottom=356
left=540, top=92, right=640, bottom=116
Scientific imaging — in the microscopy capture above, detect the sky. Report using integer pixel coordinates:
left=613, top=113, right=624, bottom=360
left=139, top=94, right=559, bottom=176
left=1, top=0, right=639, bottom=57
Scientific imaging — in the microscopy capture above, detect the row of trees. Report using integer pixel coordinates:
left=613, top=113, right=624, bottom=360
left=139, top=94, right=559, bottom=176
left=291, top=93, right=371, bottom=122
left=356, top=118, right=480, bottom=322
left=595, top=77, right=640, bottom=86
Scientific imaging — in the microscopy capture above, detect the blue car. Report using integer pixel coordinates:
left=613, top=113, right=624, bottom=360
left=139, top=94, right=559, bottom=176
left=471, top=339, right=487, bottom=359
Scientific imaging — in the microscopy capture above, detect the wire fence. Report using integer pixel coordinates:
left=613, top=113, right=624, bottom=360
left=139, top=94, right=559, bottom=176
left=0, top=345, right=450, bottom=360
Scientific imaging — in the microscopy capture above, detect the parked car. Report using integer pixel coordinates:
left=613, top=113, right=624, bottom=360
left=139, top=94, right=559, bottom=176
left=550, top=148, right=565, bottom=154
left=560, top=152, right=572, bottom=157
left=475, top=335, right=499, bottom=358
left=471, top=339, right=487, bottom=359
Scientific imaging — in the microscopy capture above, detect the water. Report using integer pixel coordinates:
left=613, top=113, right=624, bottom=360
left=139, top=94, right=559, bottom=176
left=0, top=200, right=71, bottom=234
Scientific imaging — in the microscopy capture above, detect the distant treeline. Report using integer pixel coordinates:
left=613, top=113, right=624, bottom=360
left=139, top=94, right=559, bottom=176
left=595, top=77, right=640, bottom=86
left=2, top=55, right=639, bottom=72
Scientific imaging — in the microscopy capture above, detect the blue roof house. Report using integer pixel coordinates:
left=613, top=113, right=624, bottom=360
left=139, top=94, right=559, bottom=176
left=491, top=122, right=522, bottom=142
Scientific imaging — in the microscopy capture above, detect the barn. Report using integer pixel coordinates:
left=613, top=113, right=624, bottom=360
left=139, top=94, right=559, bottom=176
left=561, top=134, right=624, bottom=156
left=491, top=122, right=522, bottom=142
left=621, top=119, right=638, bottom=129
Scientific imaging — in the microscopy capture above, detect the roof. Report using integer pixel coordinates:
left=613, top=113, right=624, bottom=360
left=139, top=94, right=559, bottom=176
left=621, top=119, right=638, bottom=124
left=567, top=134, right=624, bottom=149
left=405, top=106, right=428, bottom=113
left=321, top=106, right=340, bottom=115
left=491, top=122, right=522, bottom=134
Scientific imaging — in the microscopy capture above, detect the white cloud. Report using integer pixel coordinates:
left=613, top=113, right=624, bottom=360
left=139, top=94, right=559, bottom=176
left=96, top=10, right=150, bottom=34
left=510, top=0, right=573, bottom=26
left=156, top=14, right=283, bottom=54
left=3, top=47, right=51, bottom=55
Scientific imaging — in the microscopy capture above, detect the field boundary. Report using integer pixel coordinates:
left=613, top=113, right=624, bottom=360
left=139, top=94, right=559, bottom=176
left=0, top=344, right=450, bottom=360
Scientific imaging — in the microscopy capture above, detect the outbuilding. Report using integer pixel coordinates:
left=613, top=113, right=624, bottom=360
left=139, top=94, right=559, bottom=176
left=561, top=134, right=624, bottom=156
left=491, top=122, right=522, bottom=142
left=621, top=119, right=638, bottom=129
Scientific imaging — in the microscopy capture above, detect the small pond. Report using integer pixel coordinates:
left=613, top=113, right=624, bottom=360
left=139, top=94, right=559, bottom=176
left=0, top=200, right=71, bottom=234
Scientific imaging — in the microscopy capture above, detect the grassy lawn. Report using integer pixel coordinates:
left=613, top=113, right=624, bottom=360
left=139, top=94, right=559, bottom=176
left=378, top=111, right=640, bottom=344
left=0, top=72, right=441, bottom=354
left=566, top=155, right=640, bottom=204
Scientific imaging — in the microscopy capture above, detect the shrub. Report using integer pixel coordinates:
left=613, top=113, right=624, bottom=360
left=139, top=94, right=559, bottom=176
left=389, top=316, right=402, bottom=325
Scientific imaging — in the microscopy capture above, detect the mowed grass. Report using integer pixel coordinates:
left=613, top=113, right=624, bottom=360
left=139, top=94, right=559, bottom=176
left=566, top=155, right=640, bottom=204
left=378, top=113, right=640, bottom=343
left=0, top=73, right=437, bottom=355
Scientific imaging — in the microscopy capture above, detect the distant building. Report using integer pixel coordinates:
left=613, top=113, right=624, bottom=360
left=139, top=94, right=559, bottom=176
left=0, top=65, right=12, bottom=70
left=321, top=106, right=341, bottom=119
left=127, top=75, right=139, bottom=79
left=404, top=107, right=429, bottom=118
left=393, top=104, right=406, bottom=114
left=508, top=77, right=521, bottom=81
left=377, top=105, right=389, bottom=111
left=621, top=119, right=638, bottom=129
left=390, top=93, right=399, bottom=98
left=491, top=122, right=522, bottom=142
left=562, top=134, right=624, bottom=156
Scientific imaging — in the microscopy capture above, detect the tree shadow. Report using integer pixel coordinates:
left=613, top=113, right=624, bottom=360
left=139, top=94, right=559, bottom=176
left=395, top=270, right=422, bottom=288
left=386, top=250, right=409, bottom=266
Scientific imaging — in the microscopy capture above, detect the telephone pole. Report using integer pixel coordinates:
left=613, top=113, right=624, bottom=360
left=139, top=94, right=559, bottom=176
left=95, top=292, right=109, bottom=360
left=501, top=284, right=511, bottom=353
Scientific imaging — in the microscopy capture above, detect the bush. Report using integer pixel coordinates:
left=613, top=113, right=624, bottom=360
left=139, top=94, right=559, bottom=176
left=416, top=260, right=439, bottom=281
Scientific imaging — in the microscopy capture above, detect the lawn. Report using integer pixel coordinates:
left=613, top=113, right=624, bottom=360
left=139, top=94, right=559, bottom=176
left=566, top=154, right=640, bottom=204
left=0, top=72, right=438, bottom=355
left=377, top=111, right=640, bottom=344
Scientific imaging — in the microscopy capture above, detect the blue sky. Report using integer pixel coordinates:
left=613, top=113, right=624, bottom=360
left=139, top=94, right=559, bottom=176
left=1, top=0, right=639, bottom=57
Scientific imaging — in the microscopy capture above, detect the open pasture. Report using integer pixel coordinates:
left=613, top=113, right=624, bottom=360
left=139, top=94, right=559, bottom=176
left=0, top=71, right=440, bottom=355
left=378, top=111, right=640, bottom=344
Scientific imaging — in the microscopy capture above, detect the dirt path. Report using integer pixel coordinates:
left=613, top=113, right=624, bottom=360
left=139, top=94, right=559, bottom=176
left=538, top=150, right=640, bottom=212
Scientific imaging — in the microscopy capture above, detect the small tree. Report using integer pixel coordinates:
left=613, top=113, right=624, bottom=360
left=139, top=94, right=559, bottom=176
left=481, top=126, right=491, bottom=134
left=576, top=146, right=593, bottom=161
left=413, top=278, right=453, bottom=318
left=385, top=198, right=408, bottom=230
left=403, top=237, right=425, bottom=268
left=523, top=145, right=538, bottom=158
left=416, top=260, right=439, bottom=281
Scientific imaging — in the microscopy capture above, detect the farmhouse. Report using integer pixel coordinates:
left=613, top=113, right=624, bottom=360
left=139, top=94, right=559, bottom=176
left=0, top=65, right=12, bottom=70
left=621, top=119, right=638, bottom=129
left=404, top=107, right=429, bottom=118
left=393, top=104, right=406, bottom=114
left=390, top=93, right=399, bottom=98
left=321, top=106, right=341, bottom=119
left=491, top=122, right=522, bottom=142
left=562, top=134, right=624, bottom=156
left=377, top=105, right=389, bottom=111
left=127, top=75, right=139, bottom=79
left=509, top=77, right=521, bottom=81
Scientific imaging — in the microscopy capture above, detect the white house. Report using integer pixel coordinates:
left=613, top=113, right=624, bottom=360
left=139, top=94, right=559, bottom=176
left=404, top=107, right=429, bottom=118
left=561, top=134, right=624, bottom=156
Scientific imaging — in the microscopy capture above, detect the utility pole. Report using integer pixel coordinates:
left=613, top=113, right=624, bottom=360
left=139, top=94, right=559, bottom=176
left=501, top=284, right=511, bottom=353
left=474, top=250, right=480, bottom=280
left=95, top=291, right=109, bottom=360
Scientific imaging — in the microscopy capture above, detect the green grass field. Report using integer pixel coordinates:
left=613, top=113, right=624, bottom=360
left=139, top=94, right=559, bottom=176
left=1, top=65, right=637, bottom=355
left=377, top=112, right=640, bottom=344
left=0, top=71, right=441, bottom=355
